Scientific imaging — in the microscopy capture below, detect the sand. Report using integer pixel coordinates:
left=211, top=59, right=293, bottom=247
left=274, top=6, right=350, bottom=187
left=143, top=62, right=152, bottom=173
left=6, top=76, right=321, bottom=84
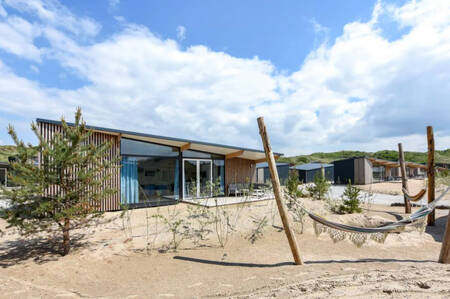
left=1, top=188, right=450, bottom=298
left=357, top=179, right=428, bottom=196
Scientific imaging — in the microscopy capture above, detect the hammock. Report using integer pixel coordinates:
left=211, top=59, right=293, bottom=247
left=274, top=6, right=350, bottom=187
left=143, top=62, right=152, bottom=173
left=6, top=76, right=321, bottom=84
left=402, top=188, right=426, bottom=202
left=300, top=186, right=450, bottom=247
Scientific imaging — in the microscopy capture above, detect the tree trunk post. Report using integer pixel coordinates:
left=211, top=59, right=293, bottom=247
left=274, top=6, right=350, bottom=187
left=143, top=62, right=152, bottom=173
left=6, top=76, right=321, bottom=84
left=398, top=143, right=411, bottom=213
left=63, top=218, right=70, bottom=256
left=427, top=126, right=435, bottom=226
left=257, top=117, right=303, bottom=265
left=439, top=211, right=450, bottom=263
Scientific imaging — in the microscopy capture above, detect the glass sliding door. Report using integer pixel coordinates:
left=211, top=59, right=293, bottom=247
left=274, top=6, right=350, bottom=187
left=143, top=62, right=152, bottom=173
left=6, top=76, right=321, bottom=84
left=199, top=160, right=212, bottom=197
left=183, top=159, right=212, bottom=199
left=183, top=159, right=197, bottom=198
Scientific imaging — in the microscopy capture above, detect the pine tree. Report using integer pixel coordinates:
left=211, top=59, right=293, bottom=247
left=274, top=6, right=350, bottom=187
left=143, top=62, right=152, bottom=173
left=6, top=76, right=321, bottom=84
left=1, top=108, right=119, bottom=255
left=286, top=169, right=300, bottom=198
left=308, top=169, right=330, bottom=200
left=338, top=180, right=362, bottom=214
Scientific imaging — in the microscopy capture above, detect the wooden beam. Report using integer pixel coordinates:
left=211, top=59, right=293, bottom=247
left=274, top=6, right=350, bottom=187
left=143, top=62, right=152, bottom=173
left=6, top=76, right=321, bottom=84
left=254, top=155, right=280, bottom=163
left=180, top=142, right=191, bottom=152
left=257, top=116, right=302, bottom=265
left=398, top=143, right=411, bottom=214
left=427, top=126, right=435, bottom=226
left=225, top=150, right=244, bottom=159
left=254, top=158, right=267, bottom=163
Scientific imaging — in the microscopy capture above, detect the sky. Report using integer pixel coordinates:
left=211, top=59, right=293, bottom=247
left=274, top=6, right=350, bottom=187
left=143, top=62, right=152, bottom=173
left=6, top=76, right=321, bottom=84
left=0, top=0, right=449, bottom=156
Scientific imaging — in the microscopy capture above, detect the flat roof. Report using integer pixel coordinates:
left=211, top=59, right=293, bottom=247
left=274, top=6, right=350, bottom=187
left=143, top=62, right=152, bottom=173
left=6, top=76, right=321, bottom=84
left=36, top=118, right=283, bottom=161
left=256, top=162, right=290, bottom=168
left=291, top=163, right=333, bottom=171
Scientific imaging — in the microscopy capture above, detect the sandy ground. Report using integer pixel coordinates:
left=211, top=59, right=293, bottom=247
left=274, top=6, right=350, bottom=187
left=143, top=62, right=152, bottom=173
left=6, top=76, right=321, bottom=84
left=357, top=179, right=428, bottom=196
left=1, top=189, right=450, bottom=298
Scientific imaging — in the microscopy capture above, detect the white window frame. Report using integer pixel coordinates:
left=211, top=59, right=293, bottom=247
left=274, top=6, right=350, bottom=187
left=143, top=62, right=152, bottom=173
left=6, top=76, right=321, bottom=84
left=182, top=159, right=212, bottom=199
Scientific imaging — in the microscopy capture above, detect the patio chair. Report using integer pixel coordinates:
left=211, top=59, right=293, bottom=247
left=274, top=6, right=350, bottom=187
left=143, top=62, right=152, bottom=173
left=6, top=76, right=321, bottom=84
left=228, top=184, right=242, bottom=196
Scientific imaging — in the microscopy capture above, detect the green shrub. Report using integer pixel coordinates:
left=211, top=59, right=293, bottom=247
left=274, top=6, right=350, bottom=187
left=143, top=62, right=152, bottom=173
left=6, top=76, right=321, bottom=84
left=307, top=170, right=330, bottom=200
left=338, top=180, right=362, bottom=214
left=286, top=169, right=300, bottom=197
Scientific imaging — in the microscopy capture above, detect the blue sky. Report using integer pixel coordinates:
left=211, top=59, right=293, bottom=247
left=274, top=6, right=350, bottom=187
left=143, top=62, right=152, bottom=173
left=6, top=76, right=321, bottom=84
left=0, top=0, right=449, bottom=155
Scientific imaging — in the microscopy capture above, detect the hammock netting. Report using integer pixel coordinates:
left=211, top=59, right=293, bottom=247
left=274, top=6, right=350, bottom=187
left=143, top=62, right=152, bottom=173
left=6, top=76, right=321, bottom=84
left=300, top=186, right=449, bottom=247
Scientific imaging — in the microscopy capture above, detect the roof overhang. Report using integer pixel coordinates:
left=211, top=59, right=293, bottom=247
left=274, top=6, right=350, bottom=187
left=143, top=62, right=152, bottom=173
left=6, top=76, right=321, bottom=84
left=36, top=118, right=283, bottom=161
left=367, top=157, right=428, bottom=169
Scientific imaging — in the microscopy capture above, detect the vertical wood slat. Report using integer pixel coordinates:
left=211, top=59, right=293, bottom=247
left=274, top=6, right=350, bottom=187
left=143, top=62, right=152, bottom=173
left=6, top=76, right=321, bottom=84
left=37, top=121, right=120, bottom=211
left=224, top=157, right=256, bottom=195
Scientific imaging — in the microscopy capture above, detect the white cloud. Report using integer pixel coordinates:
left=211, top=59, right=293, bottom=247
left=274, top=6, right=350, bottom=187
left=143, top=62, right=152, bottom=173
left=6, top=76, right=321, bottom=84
left=0, top=16, right=42, bottom=60
left=109, top=0, right=120, bottom=10
left=176, top=25, right=186, bottom=41
left=0, top=1, right=7, bottom=17
left=0, top=0, right=450, bottom=155
left=3, top=0, right=101, bottom=37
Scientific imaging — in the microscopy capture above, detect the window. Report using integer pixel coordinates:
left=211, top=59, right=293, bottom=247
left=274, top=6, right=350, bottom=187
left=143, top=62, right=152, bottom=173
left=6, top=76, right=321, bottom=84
left=121, top=138, right=179, bottom=157
left=182, top=149, right=224, bottom=159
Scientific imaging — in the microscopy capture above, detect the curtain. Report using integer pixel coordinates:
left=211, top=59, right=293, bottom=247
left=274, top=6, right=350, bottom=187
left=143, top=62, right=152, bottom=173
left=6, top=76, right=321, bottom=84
left=121, top=156, right=139, bottom=204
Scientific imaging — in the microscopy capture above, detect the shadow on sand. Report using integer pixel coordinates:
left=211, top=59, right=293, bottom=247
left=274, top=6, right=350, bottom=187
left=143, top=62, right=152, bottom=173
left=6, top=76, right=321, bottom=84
left=425, top=213, right=448, bottom=242
left=174, top=256, right=294, bottom=268
left=0, top=233, right=88, bottom=268
left=173, top=255, right=436, bottom=268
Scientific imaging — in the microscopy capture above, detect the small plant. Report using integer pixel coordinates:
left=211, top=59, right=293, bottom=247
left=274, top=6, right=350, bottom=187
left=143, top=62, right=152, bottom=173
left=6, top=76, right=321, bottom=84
left=338, top=180, right=362, bottom=214
left=246, top=216, right=268, bottom=244
left=286, top=169, right=299, bottom=198
left=307, top=169, right=330, bottom=200
left=154, top=206, right=191, bottom=252
left=186, top=204, right=213, bottom=246
left=285, top=194, right=307, bottom=234
left=119, top=203, right=133, bottom=241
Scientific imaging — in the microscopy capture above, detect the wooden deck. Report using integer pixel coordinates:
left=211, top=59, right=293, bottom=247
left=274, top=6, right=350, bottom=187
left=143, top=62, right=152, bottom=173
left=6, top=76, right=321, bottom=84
left=181, top=194, right=274, bottom=207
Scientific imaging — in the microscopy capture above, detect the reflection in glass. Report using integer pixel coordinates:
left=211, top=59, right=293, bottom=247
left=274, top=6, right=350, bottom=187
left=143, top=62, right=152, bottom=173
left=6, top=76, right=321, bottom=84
left=213, top=160, right=225, bottom=195
left=121, top=156, right=179, bottom=205
left=183, top=160, right=197, bottom=198
left=199, top=160, right=212, bottom=197
left=121, top=138, right=179, bottom=157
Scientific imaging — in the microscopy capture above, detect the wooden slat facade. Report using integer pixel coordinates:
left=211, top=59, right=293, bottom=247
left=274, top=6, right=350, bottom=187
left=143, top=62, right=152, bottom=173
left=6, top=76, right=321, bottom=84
left=38, top=121, right=121, bottom=211
left=225, top=157, right=257, bottom=194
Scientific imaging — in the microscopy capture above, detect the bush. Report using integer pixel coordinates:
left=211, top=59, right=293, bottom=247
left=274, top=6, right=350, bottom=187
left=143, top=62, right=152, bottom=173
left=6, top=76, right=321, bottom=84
left=286, top=169, right=300, bottom=197
left=338, top=180, right=362, bottom=214
left=307, top=170, right=330, bottom=200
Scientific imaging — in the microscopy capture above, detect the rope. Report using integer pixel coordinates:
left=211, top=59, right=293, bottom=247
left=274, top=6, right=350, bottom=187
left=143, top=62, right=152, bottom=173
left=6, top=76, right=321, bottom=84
left=402, top=188, right=427, bottom=202
left=300, top=186, right=450, bottom=235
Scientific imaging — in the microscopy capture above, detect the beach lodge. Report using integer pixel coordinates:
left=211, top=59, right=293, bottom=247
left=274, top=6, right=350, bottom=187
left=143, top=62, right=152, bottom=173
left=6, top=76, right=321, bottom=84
left=333, top=156, right=432, bottom=185
left=37, top=119, right=281, bottom=211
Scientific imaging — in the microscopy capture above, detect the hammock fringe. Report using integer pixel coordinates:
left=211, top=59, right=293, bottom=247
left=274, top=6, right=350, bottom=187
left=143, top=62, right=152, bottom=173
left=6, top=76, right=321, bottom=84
left=305, top=186, right=450, bottom=247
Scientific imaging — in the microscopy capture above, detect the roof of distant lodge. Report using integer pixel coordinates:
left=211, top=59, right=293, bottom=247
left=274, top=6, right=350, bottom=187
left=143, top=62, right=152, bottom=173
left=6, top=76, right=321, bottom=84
left=256, top=162, right=290, bottom=168
left=36, top=118, right=283, bottom=161
left=291, top=163, right=333, bottom=171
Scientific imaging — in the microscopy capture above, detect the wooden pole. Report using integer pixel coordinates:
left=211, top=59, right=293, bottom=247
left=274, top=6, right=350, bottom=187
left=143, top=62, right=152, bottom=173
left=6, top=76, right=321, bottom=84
left=398, top=143, right=411, bottom=213
left=439, top=211, right=450, bottom=263
left=427, top=126, right=435, bottom=226
left=257, top=117, right=303, bottom=265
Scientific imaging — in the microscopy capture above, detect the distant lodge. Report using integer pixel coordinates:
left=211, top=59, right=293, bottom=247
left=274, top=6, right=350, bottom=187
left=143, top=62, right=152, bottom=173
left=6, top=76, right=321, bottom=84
left=257, top=156, right=447, bottom=186
left=0, top=161, right=8, bottom=187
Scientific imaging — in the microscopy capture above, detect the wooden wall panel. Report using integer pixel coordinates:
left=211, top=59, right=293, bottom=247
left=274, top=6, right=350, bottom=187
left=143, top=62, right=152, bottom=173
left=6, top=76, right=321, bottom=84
left=38, top=121, right=121, bottom=211
left=225, top=158, right=256, bottom=193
